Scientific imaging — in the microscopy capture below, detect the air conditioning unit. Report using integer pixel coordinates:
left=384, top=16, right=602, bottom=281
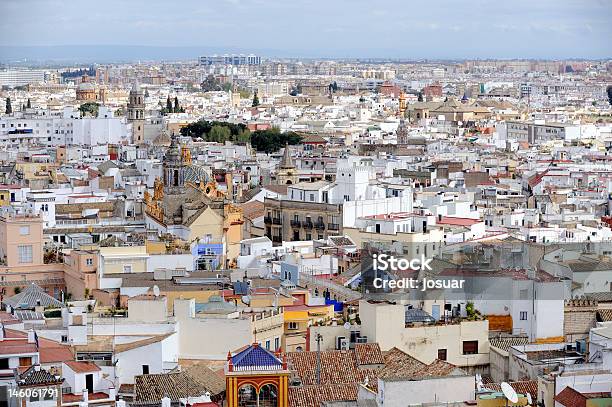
left=339, top=338, right=350, bottom=350
left=356, top=336, right=368, bottom=344
left=336, top=336, right=346, bottom=350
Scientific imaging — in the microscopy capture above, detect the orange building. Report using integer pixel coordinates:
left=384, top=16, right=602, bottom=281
left=0, top=213, right=64, bottom=297
left=226, top=344, right=290, bottom=407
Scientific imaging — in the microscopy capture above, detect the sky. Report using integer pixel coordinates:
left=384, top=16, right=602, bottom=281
left=1, top=0, right=611, bottom=60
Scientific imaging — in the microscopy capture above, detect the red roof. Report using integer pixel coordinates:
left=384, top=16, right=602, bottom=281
left=437, top=216, right=482, bottom=226
left=38, top=337, right=74, bottom=364
left=555, top=386, right=586, bottom=407
left=0, top=312, right=20, bottom=325
left=64, top=361, right=101, bottom=373
left=0, top=341, right=37, bottom=356
left=62, top=392, right=110, bottom=403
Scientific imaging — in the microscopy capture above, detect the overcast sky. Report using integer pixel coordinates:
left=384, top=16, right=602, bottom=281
left=1, top=0, right=611, bottom=59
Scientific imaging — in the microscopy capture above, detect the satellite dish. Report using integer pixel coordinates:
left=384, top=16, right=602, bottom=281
left=153, top=285, right=160, bottom=297
left=526, top=393, right=532, bottom=405
left=343, top=322, right=351, bottom=330
left=501, top=382, right=519, bottom=404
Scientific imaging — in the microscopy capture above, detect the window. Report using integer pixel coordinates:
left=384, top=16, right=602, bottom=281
left=288, top=322, right=298, bottom=330
left=142, top=365, right=150, bottom=374
left=274, top=337, right=280, bottom=350
left=19, top=357, right=32, bottom=367
left=462, top=340, right=478, bottom=355
left=30, top=393, right=39, bottom=402
left=61, top=335, right=68, bottom=343
left=0, top=358, right=8, bottom=369
left=437, top=349, right=447, bottom=361
left=265, top=340, right=271, bottom=350
left=18, top=245, right=33, bottom=263
left=123, top=264, right=133, bottom=273
left=86, top=258, right=93, bottom=266
left=520, top=311, right=528, bottom=320
left=19, top=226, right=30, bottom=235
left=44, top=390, right=55, bottom=400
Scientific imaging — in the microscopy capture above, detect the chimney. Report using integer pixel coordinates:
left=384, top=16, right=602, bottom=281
left=0, top=323, right=4, bottom=340
left=27, top=329, right=36, bottom=344
left=83, top=389, right=89, bottom=403
left=161, top=397, right=171, bottom=407
left=116, top=400, right=126, bottom=407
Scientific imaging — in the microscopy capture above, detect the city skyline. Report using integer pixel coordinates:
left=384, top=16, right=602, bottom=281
left=1, top=0, right=611, bottom=62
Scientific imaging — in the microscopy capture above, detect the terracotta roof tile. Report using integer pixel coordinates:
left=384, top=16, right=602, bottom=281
left=379, top=347, right=458, bottom=380
left=354, top=343, right=384, bottom=366
left=487, top=381, right=538, bottom=402
left=64, top=361, right=101, bottom=373
left=287, top=349, right=378, bottom=387
left=288, top=384, right=359, bottom=407
left=238, top=200, right=265, bottom=220
left=555, top=386, right=587, bottom=407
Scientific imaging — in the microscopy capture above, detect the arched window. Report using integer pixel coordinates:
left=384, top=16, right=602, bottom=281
left=238, top=384, right=257, bottom=407
left=258, top=384, right=278, bottom=407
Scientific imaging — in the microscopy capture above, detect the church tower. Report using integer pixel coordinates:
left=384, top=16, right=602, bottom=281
left=163, top=135, right=187, bottom=194
left=225, top=344, right=289, bottom=407
left=276, top=144, right=298, bottom=185
left=396, top=91, right=409, bottom=144
left=127, top=82, right=145, bottom=145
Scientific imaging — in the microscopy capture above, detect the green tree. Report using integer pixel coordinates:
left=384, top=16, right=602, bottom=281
left=252, top=91, right=260, bottom=107
left=166, top=96, right=173, bottom=112
left=26, top=98, right=31, bottom=109
left=5, top=97, right=11, bottom=114
left=250, top=128, right=302, bottom=154
left=209, top=125, right=232, bottom=143
left=607, top=85, right=612, bottom=105
left=180, top=119, right=251, bottom=143
left=144, top=89, right=150, bottom=98
left=174, top=96, right=180, bottom=113
left=78, top=102, right=99, bottom=117
left=238, top=88, right=251, bottom=99
left=417, top=92, right=424, bottom=102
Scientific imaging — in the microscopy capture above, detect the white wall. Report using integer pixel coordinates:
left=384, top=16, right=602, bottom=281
left=378, top=375, right=475, bottom=406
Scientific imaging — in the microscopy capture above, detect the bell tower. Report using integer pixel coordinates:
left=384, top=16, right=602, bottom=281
left=225, top=344, right=289, bottom=407
left=163, top=135, right=188, bottom=194
left=127, top=82, right=145, bottom=145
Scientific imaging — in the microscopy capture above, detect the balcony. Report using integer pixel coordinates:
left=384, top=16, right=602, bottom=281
left=264, top=216, right=272, bottom=224
left=328, top=223, right=339, bottom=231
left=314, top=222, right=325, bottom=230
left=290, top=220, right=301, bottom=228
left=302, top=220, right=313, bottom=229
left=272, top=217, right=282, bottom=225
